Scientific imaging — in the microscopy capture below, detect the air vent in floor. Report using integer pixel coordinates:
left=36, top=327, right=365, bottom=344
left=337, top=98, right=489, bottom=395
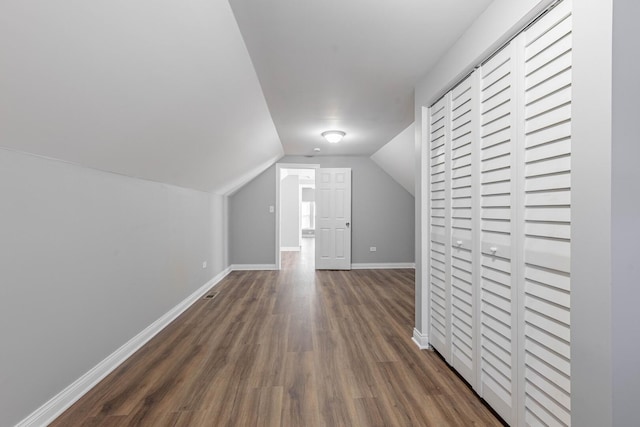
left=203, top=292, right=219, bottom=300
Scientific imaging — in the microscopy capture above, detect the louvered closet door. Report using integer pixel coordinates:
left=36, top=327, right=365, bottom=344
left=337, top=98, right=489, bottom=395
left=519, top=1, right=572, bottom=425
left=428, top=96, right=450, bottom=356
left=479, top=43, right=518, bottom=424
left=424, top=2, right=573, bottom=425
left=449, top=75, right=477, bottom=385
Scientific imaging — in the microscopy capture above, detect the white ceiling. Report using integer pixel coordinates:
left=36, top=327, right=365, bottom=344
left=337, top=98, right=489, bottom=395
left=0, top=0, right=282, bottom=194
left=230, top=0, right=493, bottom=157
left=0, top=0, right=494, bottom=194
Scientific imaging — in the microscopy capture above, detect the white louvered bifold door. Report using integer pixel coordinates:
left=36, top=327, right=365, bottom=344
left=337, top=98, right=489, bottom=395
left=478, top=42, right=519, bottom=425
left=518, top=1, right=572, bottom=426
left=449, top=75, right=477, bottom=386
left=428, top=96, right=450, bottom=356
left=424, top=2, right=572, bottom=425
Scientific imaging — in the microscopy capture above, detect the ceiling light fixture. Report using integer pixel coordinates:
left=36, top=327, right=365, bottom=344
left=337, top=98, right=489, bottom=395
left=321, top=130, right=345, bottom=143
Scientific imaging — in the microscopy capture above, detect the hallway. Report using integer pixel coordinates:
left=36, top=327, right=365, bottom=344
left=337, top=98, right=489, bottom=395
left=52, top=255, right=500, bottom=426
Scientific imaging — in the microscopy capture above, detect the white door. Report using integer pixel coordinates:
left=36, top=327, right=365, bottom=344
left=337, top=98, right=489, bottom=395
left=449, top=73, right=478, bottom=388
left=519, top=2, right=573, bottom=425
left=428, top=94, right=450, bottom=358
left=478, top=40, right=518, bottom=425
left=315, top=168, right=351, bottom=270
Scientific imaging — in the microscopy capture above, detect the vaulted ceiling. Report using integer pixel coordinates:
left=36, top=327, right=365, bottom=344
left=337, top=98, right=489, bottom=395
left=0, top=0, right=283, bottom=194
left=231, top=0, right=492, bottom=157
left=0, top=0, right=494, bottom=194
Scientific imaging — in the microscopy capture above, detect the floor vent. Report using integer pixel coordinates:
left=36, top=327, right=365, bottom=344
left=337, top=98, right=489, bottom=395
left=203, top=292, right=219, bottom=300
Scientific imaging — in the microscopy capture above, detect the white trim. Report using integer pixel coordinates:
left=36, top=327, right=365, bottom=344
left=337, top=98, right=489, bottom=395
left=16, top=267, right=232, bottom=427
left=412, top=328, right=431, bottom=350
left=230, top=264, right=278, bottom=271
left=280, top=246, right=301, bottom=252
left=351, top=262, right=415, bottom=270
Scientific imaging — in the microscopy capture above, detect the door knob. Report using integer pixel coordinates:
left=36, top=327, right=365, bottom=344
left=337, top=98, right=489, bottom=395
left=346, top=222, right=350, bottom=227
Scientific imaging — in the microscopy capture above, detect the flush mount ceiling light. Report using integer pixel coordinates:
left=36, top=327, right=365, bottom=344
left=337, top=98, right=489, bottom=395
left=321, top=130, right=345, bottom=143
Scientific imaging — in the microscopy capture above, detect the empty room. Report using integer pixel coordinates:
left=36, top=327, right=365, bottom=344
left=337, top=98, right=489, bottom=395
left=1, top=0, right=638, bottom=426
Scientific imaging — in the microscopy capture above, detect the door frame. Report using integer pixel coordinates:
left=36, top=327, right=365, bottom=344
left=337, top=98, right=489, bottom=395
left=275, top=163, right=319, bottom=270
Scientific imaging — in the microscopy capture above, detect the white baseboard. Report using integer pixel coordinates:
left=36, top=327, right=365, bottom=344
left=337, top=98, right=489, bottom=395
left=229, top=264, right=278, bottom=271
left=16, top=267, right=232, bottom=427
left=280, top=246, right=300, bottom=252
left=412, top=328, right=431, bottom=350
left=351, top=262, right=415, bottom=270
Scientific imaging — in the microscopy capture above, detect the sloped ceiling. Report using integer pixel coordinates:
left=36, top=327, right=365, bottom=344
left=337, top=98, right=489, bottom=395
left=0, top=0, right=496, bottom=194
left=0, top=0, right=283, bottom=194
left=371, top=123, right=415, bottom=196
left=230, top=0, right=493, bottom=157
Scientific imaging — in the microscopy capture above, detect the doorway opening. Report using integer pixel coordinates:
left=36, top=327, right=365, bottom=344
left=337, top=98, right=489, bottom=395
left=276, top=164, right=318, bottom=270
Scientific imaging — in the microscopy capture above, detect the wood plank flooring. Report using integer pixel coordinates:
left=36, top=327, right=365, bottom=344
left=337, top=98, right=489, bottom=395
left=51, top=241, right=501, bottom=426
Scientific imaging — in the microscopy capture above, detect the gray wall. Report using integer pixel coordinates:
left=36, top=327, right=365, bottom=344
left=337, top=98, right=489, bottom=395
left=0, top=148, right=228, bottom=426
left=228, top=164, right=277, bottom=265
left=229, top=156, right=415, bottom=265
left=612, top=0, right=640, bottom=424
left=571, top=0, right=614, bottom=425
left=280, top=174, right=300, bottom=248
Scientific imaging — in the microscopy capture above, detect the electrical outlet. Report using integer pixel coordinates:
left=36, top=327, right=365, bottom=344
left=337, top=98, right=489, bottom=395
left=202, top=261, right=207, bottom=269
left=369, top=246, right=377, bottom=252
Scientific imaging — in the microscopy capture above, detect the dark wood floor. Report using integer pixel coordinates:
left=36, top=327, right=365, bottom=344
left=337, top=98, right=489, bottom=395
left=51, top=239, right=501, bottom=426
